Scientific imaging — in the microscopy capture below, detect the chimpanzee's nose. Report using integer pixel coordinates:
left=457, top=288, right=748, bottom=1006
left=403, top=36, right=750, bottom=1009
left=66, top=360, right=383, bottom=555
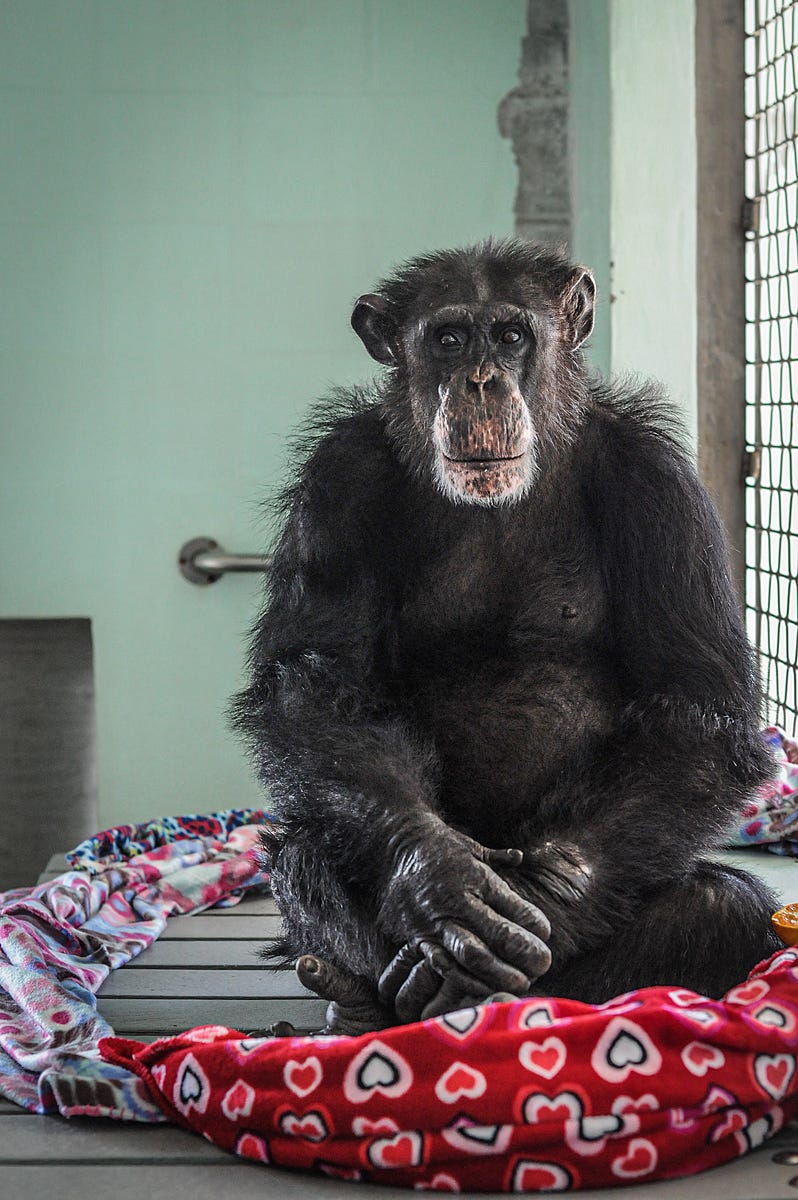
left=468, top=363, right=496, bottom=388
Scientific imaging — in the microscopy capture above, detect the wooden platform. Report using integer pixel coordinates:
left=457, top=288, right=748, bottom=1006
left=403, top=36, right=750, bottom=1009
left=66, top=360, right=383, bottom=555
left=1, top=850, right=797, bottom=1198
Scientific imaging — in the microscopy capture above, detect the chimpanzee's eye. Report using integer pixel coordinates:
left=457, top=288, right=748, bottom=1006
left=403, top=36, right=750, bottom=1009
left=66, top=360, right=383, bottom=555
left=499, top=326, right=523, bottom=344
left=437, top=329, right=464, bottom=349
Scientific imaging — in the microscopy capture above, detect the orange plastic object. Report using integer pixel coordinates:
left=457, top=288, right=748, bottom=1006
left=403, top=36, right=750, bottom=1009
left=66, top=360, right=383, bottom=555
left=772, top=903, right=798, bottom=946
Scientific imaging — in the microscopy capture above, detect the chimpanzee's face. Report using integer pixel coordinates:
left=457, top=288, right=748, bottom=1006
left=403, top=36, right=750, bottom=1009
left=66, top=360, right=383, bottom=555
left=407, top=301, right=538, bottom=504
left=350, top=250, right=594, bottom=507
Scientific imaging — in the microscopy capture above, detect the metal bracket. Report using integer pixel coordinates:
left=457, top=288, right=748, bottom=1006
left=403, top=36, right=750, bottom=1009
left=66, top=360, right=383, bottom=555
left=742, top=196, right=760, bottom=238
left=178, top=537, right=271, bottom=586
left=742, top=447, right=762, bottom=483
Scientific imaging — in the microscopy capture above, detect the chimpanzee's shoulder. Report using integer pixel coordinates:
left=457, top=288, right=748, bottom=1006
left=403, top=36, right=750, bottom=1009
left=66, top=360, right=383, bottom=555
left=580, top=377, right=698, bottom=492
left=277, top=387, right=401, bottom=536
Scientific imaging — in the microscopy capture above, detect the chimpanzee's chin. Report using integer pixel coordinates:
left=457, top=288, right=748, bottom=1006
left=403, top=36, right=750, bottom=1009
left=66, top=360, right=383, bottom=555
left=439, top=455, right=532, bottom=505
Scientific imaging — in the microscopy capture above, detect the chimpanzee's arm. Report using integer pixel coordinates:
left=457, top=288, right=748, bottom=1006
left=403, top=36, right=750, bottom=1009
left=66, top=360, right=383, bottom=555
left=381, top=397, right=775, bottom=1019
left=537, top=407, right=772, bottom=956
left=232, top=409, right=550, bottom=995
left=535, top=403, right=775, bottom=930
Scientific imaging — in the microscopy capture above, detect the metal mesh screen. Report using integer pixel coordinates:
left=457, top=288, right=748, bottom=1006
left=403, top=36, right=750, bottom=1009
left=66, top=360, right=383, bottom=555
left=745, top=0, right=798, bottom=735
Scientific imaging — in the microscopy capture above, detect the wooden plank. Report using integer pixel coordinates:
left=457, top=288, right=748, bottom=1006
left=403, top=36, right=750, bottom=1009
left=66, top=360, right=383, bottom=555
left=0, top=1115, right=229, bottom=1162
left=130, top=938, right=265, bottom=967
left=158, top=915, right=273, bottom=939
left=4, top=1140, right=798, bottom=1200
left=97, top=996, right=326, bottom=1034
left=186, top=897, right=276, bottom=916
left=0, top=1163, right=395, bottom=1200
left=99, top=968, right=313, bottom=999
left=0, top=1099, right=27, bottom=1114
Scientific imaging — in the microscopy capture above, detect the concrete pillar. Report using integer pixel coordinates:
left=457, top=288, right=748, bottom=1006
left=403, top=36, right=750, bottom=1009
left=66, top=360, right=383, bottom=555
left=498, top=0, right=572, bottom=248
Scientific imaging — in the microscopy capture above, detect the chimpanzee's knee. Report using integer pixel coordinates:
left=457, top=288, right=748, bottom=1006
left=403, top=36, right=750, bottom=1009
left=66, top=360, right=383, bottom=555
left=679, top=859, right=781, bottom=995
left=539, top=858, right=781, bottom=1004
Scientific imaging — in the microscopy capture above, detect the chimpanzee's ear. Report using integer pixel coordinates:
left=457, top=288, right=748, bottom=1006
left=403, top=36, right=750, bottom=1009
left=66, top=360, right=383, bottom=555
left=560, top=267, right=596, bottom=351
left=351, top=294, right=398, bottom=365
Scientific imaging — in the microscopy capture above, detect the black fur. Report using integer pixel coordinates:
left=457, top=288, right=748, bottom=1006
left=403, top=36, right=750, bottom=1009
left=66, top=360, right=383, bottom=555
left=232, top=239, right=778, bottom=1027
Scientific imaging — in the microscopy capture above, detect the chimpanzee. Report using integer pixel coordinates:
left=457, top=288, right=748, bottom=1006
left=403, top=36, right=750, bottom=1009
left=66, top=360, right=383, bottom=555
left=232, top=239, right=779, bottom=1035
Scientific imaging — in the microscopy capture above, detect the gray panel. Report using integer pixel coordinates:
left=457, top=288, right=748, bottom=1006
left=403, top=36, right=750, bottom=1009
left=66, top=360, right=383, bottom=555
left=0, top=619, right=97, bottom=890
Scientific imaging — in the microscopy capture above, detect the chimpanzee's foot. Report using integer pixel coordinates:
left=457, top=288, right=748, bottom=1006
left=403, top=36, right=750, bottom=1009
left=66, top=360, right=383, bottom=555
left=297, top=954, right=394, bottom=1035
left=245, top=1020, right=298, bottom=1038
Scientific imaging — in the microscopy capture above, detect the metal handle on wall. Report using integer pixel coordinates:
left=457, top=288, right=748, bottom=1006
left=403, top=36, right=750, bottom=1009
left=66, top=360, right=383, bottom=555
left=178, top=537, right=272, bottom=585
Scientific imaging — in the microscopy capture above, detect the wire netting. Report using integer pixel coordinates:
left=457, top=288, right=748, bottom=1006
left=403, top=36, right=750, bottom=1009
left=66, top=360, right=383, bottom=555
left=745, top=0, right=798, bottom=735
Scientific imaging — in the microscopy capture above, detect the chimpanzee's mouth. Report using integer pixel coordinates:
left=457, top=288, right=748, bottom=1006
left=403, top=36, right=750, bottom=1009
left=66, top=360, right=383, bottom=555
left=442, top=453, right=526, bottom=465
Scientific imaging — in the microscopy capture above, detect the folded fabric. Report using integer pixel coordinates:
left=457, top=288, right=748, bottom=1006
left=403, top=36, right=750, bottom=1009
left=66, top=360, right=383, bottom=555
left=102, top=946, right=798, bottom=1192
left=66, top=807, right=270, bottom=873
left=730, top=727, right=798, bottom=853
left=0, top=817, right=269, bottom=1117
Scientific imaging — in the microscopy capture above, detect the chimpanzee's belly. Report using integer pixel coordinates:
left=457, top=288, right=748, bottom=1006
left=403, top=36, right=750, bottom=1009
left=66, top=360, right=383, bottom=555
left=396, top=652, right=615, bottom=843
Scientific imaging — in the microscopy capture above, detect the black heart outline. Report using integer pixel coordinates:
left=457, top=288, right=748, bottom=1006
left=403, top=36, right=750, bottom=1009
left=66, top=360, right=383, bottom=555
left=521, top=1005, right=554, bottom=1029
left=753, top=1004, right=788, bottom=1028
left=448, top=1112, right=503, bottom=1147
left=279, top=1108, right=330, bottom=1143
left=179, top=1063, right=204, bottom=1105
left=607, top=1031, right=647, bottom=1069
left=440, top=1008, right=479, bottom=1035
left=579, top=1113, right=624, bottom=1142
left=357, top=1050, right=400, bottom=1091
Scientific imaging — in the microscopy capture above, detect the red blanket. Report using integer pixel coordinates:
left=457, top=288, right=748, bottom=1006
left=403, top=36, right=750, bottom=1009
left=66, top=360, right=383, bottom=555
left=101, top=946, right=798, bottom=1192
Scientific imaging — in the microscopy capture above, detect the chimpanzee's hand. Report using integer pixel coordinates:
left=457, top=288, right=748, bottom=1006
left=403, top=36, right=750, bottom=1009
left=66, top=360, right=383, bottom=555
left=500, top=840, right=593, bottom=908
left=376, top=820, right=551, bottom=1021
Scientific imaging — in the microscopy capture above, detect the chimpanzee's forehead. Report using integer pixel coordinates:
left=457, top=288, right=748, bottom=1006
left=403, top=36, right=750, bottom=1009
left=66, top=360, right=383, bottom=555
left=413, top=302, right=533, bottom=329
left=398, top=266, right=553, bottom=320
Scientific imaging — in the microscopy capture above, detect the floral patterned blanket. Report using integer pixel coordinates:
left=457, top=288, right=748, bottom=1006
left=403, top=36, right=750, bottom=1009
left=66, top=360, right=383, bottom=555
left=732, top=727, right=798, bottom=854
left=0, top=810, right=268, bottom=1117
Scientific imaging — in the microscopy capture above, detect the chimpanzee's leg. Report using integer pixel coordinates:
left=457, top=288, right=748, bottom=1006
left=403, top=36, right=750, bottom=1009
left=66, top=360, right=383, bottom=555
left=263, top=831, right=396, bottom=1033
left=535, top=860, right=781, bottom=1003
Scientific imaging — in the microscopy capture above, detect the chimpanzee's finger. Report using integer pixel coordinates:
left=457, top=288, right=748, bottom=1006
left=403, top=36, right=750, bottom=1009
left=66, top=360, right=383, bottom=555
left=482, top=846, right=524, bottom=867
left=439, top=921, right=531, bottom=994
left=420, top=968, right=493, bottom=1020
left=394, top=937, right=482, bottom=1021
left=524, top=844, right=592, bottom=904
left=394, top=957, right=444, bottom=1023
left=297, top=954, right=377, bottom=1007
left=480, top=874, right=552, bottom=941
left=378, top=941, right=424, bottom=1004
left=378, top=934, right=454, bottom=1004
left=460, top=896, right=551, bottom=980
left=530, top=861, right=586, bottom=904
left=463, top=893, right=552, bottom=981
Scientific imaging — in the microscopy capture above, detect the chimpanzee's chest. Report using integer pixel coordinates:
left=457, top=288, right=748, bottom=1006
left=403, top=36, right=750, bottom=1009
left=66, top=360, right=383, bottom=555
left=387, top=514, right=616, bottom=829
left=392, top=521, right=608, bottom=664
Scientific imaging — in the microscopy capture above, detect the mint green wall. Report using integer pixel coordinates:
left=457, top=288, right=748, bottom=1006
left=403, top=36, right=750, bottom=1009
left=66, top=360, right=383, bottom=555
left=0, top=0, right=525, bottom=828
left=608, top=0, right=698, bottom=445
